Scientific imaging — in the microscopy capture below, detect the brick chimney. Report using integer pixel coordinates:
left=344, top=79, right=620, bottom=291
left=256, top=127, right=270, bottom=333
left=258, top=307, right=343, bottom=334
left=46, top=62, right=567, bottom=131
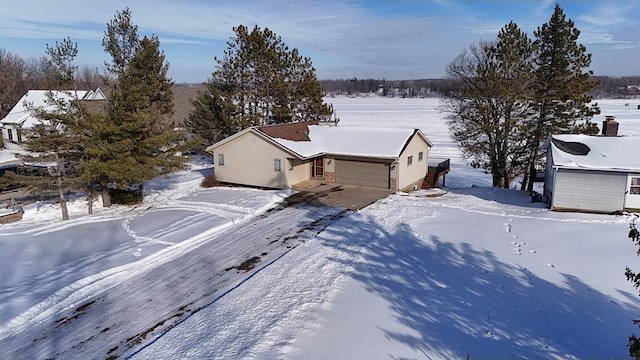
left=602, top=116, right=619, bottom=136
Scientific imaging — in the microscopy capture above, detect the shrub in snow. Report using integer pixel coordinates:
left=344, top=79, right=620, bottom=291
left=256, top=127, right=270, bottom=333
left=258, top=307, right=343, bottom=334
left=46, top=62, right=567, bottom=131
left=201, top=174, right=219, bottom=188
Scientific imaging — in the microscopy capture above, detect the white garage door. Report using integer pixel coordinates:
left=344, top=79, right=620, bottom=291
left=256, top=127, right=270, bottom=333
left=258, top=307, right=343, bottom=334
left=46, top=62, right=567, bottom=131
left=335, top=160, right=390, bottom=189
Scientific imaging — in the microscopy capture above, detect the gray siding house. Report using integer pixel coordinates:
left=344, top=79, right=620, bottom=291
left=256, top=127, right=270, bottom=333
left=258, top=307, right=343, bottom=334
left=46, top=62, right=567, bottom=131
left=544, top=134, right=640, bottom=213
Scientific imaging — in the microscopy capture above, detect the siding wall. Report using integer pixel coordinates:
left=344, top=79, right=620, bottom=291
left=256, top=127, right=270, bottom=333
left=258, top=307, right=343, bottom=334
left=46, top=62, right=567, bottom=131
left=213, top=132, right=302, bottom=189
left=552, top=169, right=627, bottom=213
left=397, top=134, right=430, bottom=191
left=287, top=158, right=312, bottom=186
left=543, top=150, right=555, bottom=200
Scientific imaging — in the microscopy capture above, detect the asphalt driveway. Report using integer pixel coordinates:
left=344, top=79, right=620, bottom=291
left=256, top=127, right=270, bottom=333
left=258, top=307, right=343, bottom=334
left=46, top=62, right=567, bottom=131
left=290, top=181, right=393, bottom=210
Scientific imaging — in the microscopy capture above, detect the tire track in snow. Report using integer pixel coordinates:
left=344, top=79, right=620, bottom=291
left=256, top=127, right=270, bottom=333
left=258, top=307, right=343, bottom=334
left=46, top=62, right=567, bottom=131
left=127, top=207, right=351, bottom=360
left=0, top=203, right=348, bottom=360
left=0, top=198, right=265, bottom=343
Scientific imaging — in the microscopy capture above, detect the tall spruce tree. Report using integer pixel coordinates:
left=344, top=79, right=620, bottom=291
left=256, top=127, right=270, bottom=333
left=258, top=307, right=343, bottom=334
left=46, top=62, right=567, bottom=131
left=523, top=3, right=599, bottom=192
left=442, top=22, right=534, bottom=188
left=81, top=9, right=189, bottom=207
left=187, top=25, right=331, bottom=145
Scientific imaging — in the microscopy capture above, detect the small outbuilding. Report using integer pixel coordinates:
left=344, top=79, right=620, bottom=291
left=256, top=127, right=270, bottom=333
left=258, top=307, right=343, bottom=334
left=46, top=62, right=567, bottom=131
left=543, top=134, right=640, bottom=213
left=205, top=121, right=433, bottom=191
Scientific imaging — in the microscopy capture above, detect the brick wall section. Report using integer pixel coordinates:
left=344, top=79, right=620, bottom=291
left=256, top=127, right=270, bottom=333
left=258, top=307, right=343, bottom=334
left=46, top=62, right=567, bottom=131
left=324, top=171, right=335, bottom=183
left=390, top=177, right=397, bottom=191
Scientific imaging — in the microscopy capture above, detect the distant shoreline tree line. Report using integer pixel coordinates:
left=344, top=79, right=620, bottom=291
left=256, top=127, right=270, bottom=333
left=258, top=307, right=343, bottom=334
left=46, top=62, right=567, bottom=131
left=320, top=76, right=640, bottom=99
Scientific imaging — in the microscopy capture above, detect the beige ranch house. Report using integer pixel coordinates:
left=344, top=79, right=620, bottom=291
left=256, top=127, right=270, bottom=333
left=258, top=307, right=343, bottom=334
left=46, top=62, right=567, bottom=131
left=205, top=121, right=433, bottom=191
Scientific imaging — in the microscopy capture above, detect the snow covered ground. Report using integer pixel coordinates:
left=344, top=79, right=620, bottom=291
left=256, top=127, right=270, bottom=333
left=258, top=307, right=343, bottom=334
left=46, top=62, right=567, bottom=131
left=1, top=97, right=640, bottom=359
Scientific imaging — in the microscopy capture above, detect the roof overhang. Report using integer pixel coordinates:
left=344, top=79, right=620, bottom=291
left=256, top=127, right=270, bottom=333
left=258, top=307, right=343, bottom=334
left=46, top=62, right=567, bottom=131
left=206, top=125, right=434, bottom=163
left=205, top=127, right=304, bottom=160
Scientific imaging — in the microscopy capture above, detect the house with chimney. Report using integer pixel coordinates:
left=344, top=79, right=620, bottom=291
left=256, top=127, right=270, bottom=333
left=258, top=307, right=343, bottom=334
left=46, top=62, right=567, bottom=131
left=543, top=116, right=640, bottom=213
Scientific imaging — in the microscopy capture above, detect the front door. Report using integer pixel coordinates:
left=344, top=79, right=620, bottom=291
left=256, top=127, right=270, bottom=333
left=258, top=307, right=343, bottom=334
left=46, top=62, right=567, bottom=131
left=313, top=157, right=324, bottom=179
left=625, top=175, right=640, bottom=210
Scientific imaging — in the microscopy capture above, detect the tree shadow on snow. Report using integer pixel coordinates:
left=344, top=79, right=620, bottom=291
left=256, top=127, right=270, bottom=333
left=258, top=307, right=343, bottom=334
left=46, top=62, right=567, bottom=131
left=321, top=216, right=640, bottom=359
left=444, top=186, right=549, bottom=210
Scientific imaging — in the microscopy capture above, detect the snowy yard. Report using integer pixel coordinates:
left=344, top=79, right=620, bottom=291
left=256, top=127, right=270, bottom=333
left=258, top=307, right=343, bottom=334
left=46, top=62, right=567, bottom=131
left=1, top=97, right=640, bottom=359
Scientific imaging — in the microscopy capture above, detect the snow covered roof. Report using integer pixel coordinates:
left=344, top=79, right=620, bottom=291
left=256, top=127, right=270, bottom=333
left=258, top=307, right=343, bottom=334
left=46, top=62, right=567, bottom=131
left=252, top=122, right=431, bottom=159
left=547, top=134, right=640, bottom=172
left=0, top=90, right=92, bottom=128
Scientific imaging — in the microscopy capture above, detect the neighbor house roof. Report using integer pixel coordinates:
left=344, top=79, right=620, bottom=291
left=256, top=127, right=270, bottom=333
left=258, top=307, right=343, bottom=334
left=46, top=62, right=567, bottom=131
left=0, top=90, right=101, bottom=128
left=547, top=134, right=640, bottom=172
left=209, top=122, right=432, bottom=160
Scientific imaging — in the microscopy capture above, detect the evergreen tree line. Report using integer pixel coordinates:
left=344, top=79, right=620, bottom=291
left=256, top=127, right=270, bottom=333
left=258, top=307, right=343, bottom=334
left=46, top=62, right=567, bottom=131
left=441, top=4, right=599, bottom=191
left=6, top=8, right=190, bottom=220
left=185, top=25, right=332, bottom=148
left=3, top=12, right=332, bottom=219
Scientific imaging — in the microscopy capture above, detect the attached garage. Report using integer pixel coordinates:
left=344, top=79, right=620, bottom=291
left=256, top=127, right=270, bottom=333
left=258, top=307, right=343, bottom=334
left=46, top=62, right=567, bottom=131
left=335, top=160, right=390, bottom=189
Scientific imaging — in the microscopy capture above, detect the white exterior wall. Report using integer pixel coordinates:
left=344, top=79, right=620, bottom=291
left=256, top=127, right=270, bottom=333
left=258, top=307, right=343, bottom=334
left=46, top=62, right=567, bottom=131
left=543, top=150, right=555, bottom=200
left=212, top=132, right=302, bottom=189
left=397, top=134, right=430, bottom=191
left=551, top=169, right=627, bottom=213
left=287, top=158, right=312, bottom=186
left=1, top=125, right=22, bottom=150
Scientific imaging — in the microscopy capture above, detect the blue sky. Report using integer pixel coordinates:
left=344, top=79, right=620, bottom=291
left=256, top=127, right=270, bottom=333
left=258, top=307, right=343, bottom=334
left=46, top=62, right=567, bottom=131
left=1, top=0, right=639, bottom=83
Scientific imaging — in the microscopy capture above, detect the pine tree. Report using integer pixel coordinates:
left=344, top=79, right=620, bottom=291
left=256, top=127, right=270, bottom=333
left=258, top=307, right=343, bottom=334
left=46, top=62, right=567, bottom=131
left=102, top=7, right=139, bottom=78
left=18, top=37, right=84, bottom=220
left=186, top=81, right=237, bottom=148
left=81, top=11, right=189, bottom=207
left=188, top=25, right=331, bottom=144
left=442, top=22, right=534, bottom=188
left=523, top=4, right=599, bottom=192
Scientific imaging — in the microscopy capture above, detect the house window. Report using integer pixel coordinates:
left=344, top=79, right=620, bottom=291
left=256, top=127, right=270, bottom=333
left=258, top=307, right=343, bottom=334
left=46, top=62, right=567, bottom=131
left=16, top=129, right=22, bottom=143
left=631, top=177, right=640, bottom=195
left=7, top=129, right=13, bottom=142
left=288, top=159, right=294, bottom=170
left=218, top=154, right=225, bottom=166
left=274, top=159, right=281, bottom=171
left=418, top=151, right=424, bottom=161
left=407, top=155, right=413, bottom=166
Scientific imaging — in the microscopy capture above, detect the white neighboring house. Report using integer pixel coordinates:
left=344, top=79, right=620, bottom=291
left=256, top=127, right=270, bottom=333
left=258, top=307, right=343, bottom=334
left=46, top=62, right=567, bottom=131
left=543, top=133, right=640, bottom=213
left=206, top=121, right=433, bottom=191
left=0, top=88, right=106, bottom=151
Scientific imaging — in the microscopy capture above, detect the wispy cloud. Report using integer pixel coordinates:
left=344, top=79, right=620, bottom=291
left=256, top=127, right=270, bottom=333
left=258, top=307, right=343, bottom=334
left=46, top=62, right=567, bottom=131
left=578, top=2, right=636, bottom=26
left=0, top=0, right=638, bottom=81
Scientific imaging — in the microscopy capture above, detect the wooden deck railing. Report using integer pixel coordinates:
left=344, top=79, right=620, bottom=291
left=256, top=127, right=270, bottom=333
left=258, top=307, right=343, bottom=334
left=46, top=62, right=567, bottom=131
left=423, top=157, right=451, bottom=189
